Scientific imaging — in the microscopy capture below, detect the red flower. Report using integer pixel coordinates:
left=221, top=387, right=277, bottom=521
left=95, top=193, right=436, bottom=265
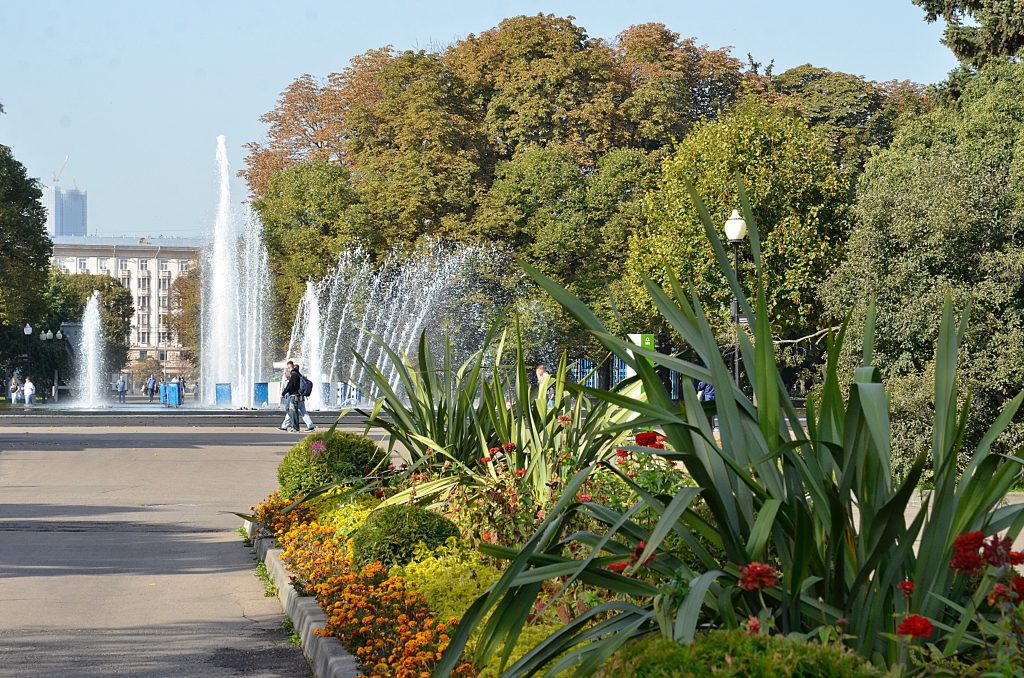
left=577, top=493, right=592, bottom=503
left=896, top=614, right=933, bottom=639
left=1012, top=576, right=1024, bottom=600
left=983, top=534, right=1013, bottom=567
left=607, top=561, right=629, bottom=573
left=988, top=582, right=1012, bottom=606
left=1010, top=551, right=1024, bottom=566
left=738, top=562, right=779, bottom=591
left=746, top=616, right=761, bottom=635
left=635, top=431, right=659, bottom=446
left=502, top=442, right=517, bottom=453
left=489, top=446, right=500, bottom=455
left=514, top=469, right=526, bottom=476
left=481, top=456, right=491, bottom=463
left=950, top=531, right=986, bottom=576
left=899, top=580, right=915, bottom=599
left=631, top=540, right=654, bottom=567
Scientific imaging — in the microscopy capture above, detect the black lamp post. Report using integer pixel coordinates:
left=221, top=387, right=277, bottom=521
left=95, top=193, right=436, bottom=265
left=724, top=209, right=748, bottom=387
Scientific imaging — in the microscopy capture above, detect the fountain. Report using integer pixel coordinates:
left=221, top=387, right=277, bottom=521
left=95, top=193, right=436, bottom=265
left=286, top=242, right=512, bottom=408
left=199, top=135, right=271, bottom=407
left=76, top=290, right=105, bottom=407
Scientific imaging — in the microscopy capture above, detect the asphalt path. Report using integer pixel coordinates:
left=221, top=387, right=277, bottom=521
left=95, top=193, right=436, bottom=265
left=0, top=425, right=317, bottom=677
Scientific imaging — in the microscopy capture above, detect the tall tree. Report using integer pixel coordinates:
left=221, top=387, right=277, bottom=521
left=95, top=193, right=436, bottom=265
left=914, top=0, right=1024, bottom=65
left=63, top=273, right=134, bottom=372
left=623, top=96, right=850, bottom=339
left=615, top=23, right=743, bottom=153
left=167, top=267, right=200, bottom=367
left=0, top=143, right=50, bottom=325
left=446, top=14, right=625, bottom=163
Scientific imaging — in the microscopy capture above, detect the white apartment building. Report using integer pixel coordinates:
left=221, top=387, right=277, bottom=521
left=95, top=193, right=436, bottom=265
left=50, top=235, right=205, bottom=375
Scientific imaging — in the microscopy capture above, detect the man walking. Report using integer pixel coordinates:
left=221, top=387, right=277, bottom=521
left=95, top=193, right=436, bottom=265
left=291, top=363, right=316, bottom=432
left=279, top=362, right=301, bottom=432
left=146, top=374, right=157, bottom=402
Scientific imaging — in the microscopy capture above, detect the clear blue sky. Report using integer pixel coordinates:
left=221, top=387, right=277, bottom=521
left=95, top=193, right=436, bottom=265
left=0, top=0, right=956, bottom=237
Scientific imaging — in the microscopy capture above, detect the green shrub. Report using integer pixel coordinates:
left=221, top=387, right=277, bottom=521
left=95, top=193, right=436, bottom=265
left=598, top=631, right=884, bottom=678
left=350, top=504, right=461, bottom=567
left=277, top=431, right=387, bottom=498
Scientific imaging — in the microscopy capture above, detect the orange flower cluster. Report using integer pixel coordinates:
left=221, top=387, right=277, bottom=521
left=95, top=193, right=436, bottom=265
left=252, top=491, right=315, bottom=540
left=280, top=519, right=351, bottom=588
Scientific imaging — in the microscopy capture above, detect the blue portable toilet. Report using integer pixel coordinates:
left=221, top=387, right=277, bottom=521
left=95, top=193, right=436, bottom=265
left=215, top=383, right=232, bottom=406
left=253, top=382, right=269, bottom=407
left=159, top=381, right=167, bottom=405
left=166, top=382, right=182, bottom=407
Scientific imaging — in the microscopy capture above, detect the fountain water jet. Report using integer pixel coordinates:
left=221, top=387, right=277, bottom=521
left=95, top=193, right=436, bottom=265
left=76, top=290, right=105, bottom=408
left=199, top=135, right=271, bottom=406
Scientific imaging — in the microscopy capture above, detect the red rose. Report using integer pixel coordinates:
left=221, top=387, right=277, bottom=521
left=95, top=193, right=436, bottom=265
left=738, top=562, right=779, bottom=591
left=896, top=614, right=933, bottom=639
left=899, top=580, right=915, bottom=599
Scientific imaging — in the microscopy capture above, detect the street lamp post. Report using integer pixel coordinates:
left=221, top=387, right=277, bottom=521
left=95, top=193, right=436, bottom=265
left=39, top=327, right=66, bottom=402
left=724, top=209, right=748, bottom=387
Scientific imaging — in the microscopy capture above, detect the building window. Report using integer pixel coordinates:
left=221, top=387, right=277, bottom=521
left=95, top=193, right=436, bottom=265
left=158, top=295, right=168, bottom=309
left=139, top=350, right=147, bottom=359
left=139, top=313, right=149, bottom=326
left=158, top=332, right=168, bottom=343
left=138, top=296, right=149, bottom=309
left=119, top=259, right=129, bottom=270
left=139, top=331, right=150, bottom=344
left=159, top=277, right=170, bottom=290
left=140, top=278, right=150, bottom=290
left=139, top=259, right=148, bottom=271
left=158, top=350, right=167, bottom=361
left=99, top=260, right=109, bottom=271
left=78, top=258, right=87, bottom=270
left=159, top=260, right=169, bottom=271
left=180, top=260, right=192, bottom=272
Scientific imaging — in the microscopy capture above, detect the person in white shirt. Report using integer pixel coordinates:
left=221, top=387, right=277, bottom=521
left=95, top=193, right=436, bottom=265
left=23, top=376, right=36, bottom=405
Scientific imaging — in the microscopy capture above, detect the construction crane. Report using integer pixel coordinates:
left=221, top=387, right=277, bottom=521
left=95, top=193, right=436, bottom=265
left=52, top=155, right=70, bottom=184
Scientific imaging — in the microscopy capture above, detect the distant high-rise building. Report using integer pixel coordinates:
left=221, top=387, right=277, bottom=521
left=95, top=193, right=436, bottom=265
left=40, top=185, right=88, bottom=236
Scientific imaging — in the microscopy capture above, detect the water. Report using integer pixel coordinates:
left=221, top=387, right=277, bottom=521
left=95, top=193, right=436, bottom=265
left=199, top=135, right=271, bottom=407
left=76, top=290, right=105, bottom=407
left=286, top=242, right=511, bottom=408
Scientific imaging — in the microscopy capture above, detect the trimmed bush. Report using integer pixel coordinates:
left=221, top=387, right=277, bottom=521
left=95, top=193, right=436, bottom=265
left=277, top=431, right=387, bottom=498
left=598, top=631, right=883, bottom=678
left=350, top=504, right=461, bottom=567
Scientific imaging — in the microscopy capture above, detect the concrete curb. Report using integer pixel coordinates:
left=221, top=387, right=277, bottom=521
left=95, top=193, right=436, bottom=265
left=246, top=521, right=361, bottom=678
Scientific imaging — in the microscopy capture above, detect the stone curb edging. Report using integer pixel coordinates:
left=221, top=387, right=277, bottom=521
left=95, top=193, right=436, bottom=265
left=245, top=521, right=361, bottom=678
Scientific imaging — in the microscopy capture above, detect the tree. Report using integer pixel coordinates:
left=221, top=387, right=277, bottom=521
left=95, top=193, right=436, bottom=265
left=252, top=161, right=369, bottom=345
left=167, top=267, right=200, bottom=367
left=446, top=14, right=625, bottom=163
left=914, top=0, right=1024, bottom=66
left=0, top=143, right=51, bottom=326
left=614, top=23, right=744, bottom=153
left=822, top=61, right=1024, bottom=477
left=624, top=96, right=850, bottom=340
left=62, top=273, right=134, bottom=372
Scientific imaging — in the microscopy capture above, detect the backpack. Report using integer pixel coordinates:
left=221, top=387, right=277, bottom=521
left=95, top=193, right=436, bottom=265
left=299, top=374, right=313, bottom=398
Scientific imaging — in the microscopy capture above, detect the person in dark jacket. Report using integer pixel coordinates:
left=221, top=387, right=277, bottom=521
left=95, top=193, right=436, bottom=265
left=280, top=362, right=301, bottom=432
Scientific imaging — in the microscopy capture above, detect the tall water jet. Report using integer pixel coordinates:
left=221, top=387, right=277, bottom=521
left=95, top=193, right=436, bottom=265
left=199, top=135, right=271, bottom=406
left=76, top=290, right=105, bottom=407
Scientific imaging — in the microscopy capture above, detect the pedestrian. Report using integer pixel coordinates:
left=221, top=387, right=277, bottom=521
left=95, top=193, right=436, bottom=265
left=116, top=375, right=127, bottom=403
left=535, top=364, right=555, bottom=410
left=146, top=374, right=157, bottom=402
left=8, top=376, right=17, bottom=403
left=290, top=363, right=316, bottom=432
left=23, top=376, right=35, bottom=405
left=696, top=380, right=716, bottom=403
left=279, top=361, right=301, bottom=432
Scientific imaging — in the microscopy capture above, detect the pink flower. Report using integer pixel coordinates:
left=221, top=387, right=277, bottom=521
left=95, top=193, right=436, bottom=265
left=738, top=562, right=779, bottom=591
left=309, top=440, right=327, bottom=456
left=746, top=616, right=761, bottom=635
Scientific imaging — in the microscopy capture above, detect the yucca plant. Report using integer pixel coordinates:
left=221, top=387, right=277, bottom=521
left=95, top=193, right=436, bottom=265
left=358, top=318, right=641, bottom=509
left=434, top=178, right=1024, bottom=676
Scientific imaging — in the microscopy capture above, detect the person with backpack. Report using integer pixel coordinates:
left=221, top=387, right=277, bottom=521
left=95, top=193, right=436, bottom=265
left=292, top=363, right=316, bottom=432
left=279, top=362, right=301, bottom=432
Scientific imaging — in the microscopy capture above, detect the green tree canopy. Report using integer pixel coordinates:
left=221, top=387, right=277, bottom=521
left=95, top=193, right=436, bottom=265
left=167, top=267, right=200, bottom=367
left=0, top=143, right=50, bottom=326
left=914, top=0, right=1024, bottom=66
left=822, top=61, right=1024, bottom=475
left=61, top=273, right=134, bottom=372
left=622, top=95, right=850, bottom=340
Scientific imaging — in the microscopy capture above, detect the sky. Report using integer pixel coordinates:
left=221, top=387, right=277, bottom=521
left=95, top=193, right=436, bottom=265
left=0, top=0, right=957, bottom=238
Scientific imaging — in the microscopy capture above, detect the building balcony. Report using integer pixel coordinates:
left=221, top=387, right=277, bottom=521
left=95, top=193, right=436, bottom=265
left=138, top=270, right=150, bottom=278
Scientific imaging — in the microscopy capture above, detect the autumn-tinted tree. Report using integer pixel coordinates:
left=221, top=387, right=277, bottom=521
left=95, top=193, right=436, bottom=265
left=624, top=96, right=849, bottom=339
left=914, top=0, right=1024, bottom=65
left=615, top=23, right=743, bottom=152
left=167, top=266, right=200, bottom=367
left=0, top=143, right=51, bottom=326
left=446, top=14, right=625, bottom=163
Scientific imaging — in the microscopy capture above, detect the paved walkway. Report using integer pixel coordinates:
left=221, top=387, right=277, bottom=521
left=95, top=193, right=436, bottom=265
left=0, top=425, right=311, bottom=678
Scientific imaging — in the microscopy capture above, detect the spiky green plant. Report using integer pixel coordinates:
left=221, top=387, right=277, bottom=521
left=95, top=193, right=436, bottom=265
left=434, top=178, right=1024, bottom=676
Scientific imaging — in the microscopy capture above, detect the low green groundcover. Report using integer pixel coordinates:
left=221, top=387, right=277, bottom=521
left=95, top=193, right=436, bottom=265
left=598, top=630, right=884, bottom=678
left=277, top=430, right=387, bottom=498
